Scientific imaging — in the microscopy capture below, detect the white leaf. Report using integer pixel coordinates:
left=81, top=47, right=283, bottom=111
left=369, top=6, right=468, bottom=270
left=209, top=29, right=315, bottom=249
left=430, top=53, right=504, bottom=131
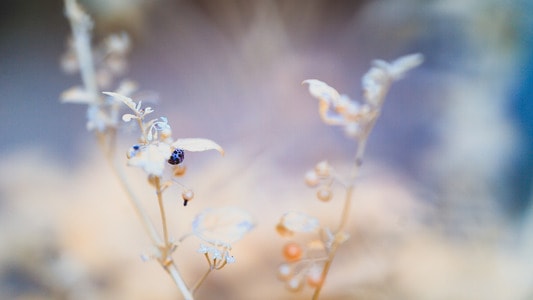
left=102, top=91, right=136, bottom=110
left=172, top=138, right=224, bottom=155
left=192, top=207, right=254, bottom=244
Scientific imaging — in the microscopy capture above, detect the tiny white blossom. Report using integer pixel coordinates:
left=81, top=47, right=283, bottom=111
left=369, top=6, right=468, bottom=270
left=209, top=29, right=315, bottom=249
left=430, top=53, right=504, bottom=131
left=225, top=254, right=236, bottom=264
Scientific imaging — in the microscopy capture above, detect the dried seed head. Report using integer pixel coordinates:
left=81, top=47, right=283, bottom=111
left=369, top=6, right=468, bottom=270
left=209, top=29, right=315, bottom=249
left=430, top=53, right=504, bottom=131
left=316, top=187, right=332, bottom=202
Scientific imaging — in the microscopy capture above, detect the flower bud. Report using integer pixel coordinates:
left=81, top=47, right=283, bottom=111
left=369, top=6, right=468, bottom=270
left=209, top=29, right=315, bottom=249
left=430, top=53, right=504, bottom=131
left=316, top=187, right=332, bottom=202
left=314, top=161, right=331, bottom=177
left=182, top=189, right=194, bottom=206
left=304, top=170, right=319, bottom=187
left=277, top=263, right=293, bottom=280
left=283, top=242, right=303, bottom=262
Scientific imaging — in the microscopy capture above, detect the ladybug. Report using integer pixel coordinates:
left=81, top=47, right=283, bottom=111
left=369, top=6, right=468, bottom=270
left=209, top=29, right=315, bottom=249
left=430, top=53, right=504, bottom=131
left=168, top=148, right=185, bottom=165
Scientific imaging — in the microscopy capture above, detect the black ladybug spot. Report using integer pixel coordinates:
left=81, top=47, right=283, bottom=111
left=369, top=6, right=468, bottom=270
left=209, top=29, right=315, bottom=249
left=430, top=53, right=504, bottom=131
left=168, top=148, right=185, bottom=165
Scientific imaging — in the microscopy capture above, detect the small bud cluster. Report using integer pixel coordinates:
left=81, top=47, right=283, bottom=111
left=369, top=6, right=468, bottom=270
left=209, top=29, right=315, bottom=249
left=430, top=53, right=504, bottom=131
left=276, top=239, right=329, bottom=292
left=197, top=242, right=235, bottom=269
left=304, top=161, right=334, bottom=202
left=275, top=212, right=330, bottom=292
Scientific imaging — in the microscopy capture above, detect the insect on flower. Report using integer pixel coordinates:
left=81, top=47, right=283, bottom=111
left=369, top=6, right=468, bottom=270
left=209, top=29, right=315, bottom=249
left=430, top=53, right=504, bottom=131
left=168, top=148, right=185, bottom=165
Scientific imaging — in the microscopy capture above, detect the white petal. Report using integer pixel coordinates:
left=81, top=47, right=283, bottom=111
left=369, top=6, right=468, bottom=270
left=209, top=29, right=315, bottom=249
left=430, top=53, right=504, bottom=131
left=172, top=138, right=224, bottom=155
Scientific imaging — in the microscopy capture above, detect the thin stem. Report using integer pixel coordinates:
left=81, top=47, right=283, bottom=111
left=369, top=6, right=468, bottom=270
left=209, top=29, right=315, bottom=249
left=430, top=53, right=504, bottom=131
left=191, top=267, right=212, bottom=294
left=154, top=176, right=170, bottom=247
left=312, top=184, right=352, bottom=300
left=167, top=263, right=195, bottom=300
left=312, top=114, right=380, bottom=299
left=311, top=244, right=338, bottom=300
left=99, top=137, right=194, bottom=299
left=336, top=185, right=354, bottom=233
left=97, top=133, right=163, bottom=246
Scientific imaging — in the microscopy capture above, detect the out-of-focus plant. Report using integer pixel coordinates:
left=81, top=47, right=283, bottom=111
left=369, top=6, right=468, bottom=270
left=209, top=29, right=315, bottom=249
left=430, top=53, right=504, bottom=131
left=60, top=1, right=253, bottom=299
left=276, top=54, right=423, bottom=299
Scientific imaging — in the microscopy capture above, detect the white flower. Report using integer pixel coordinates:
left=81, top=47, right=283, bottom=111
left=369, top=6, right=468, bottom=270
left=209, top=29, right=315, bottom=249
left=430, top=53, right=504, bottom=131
left=128, top=143, right=171, bottom=176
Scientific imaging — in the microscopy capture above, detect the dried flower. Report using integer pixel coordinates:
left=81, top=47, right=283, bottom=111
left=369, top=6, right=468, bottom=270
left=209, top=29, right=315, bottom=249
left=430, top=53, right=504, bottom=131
left=303, top=53, right=423, bottom=138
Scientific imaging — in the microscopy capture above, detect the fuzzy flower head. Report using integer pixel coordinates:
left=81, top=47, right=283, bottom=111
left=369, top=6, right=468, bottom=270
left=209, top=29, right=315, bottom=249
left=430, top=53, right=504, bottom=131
left=303, top=53, right=423, bottom=138
left=103, top=92, right=224, bottom=177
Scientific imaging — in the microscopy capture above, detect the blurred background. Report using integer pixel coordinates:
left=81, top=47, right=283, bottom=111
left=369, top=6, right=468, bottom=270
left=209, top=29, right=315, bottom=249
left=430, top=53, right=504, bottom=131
left=1, top=0, right=533, bottom=299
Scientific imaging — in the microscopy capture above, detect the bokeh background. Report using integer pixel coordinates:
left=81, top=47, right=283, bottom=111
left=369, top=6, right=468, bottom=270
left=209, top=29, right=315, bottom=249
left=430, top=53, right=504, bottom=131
left=1, top=0, right=533, bottom=299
